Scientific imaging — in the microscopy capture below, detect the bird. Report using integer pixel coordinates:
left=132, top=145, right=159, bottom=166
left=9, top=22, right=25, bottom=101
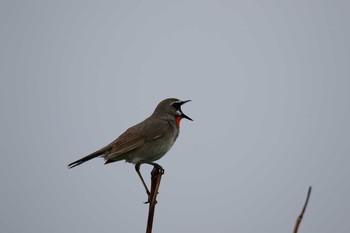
left=68, top=98, right=192, bottom=195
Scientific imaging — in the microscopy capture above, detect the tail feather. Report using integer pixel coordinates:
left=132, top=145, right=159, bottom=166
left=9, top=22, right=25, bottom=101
left=68, top=147, right=109, bottom=169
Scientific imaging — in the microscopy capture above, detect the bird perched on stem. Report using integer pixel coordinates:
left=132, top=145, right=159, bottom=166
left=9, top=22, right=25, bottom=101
left=68, top=98, right=192, bottom=195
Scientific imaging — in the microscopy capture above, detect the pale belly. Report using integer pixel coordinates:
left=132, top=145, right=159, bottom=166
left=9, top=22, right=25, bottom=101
left=126, top=134, right=177, bottom=164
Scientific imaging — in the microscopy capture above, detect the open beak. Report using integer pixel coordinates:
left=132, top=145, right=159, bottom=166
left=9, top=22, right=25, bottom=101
left=181, top=112, right=193, bottom=121
left=179, top=100, right=193, bottom=121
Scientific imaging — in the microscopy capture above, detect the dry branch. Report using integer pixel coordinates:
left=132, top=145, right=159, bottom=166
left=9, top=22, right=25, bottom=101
left=293, top=186, right=312, bottom=233
left=145, top=165, right=164, bottom=233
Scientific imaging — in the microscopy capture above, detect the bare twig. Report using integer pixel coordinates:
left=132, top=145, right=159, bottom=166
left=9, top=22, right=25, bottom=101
left=293, top=186, right=312, bottom=233
left=145, top=164, right=164, bottom=233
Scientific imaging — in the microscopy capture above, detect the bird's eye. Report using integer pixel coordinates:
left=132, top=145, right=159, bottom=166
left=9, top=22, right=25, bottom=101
left=171, top=101, right=181, bottom=109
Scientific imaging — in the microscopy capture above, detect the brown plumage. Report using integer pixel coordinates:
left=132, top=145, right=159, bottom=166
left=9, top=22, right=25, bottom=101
left=68, top=98, right=192, bottom=169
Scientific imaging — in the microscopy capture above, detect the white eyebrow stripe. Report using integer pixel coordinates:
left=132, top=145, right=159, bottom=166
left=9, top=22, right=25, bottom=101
left=170, top=100, right=181, bottom=105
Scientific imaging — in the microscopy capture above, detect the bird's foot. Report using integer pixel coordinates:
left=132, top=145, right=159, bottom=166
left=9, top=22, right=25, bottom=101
left=147, top=163, right=165, bottom=175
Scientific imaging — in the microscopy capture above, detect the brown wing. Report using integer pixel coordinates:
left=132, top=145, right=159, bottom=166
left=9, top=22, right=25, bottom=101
left=106, top=131, right=146, bottom=159
left=104, top=117, right=168, bottom=162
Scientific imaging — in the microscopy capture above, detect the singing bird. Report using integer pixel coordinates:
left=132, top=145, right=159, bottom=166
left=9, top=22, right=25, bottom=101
left=68, top=98, right=192, bottom=194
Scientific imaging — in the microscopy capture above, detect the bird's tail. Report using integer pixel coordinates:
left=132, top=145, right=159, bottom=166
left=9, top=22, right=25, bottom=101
left=68, top=145, right=111, bottom=169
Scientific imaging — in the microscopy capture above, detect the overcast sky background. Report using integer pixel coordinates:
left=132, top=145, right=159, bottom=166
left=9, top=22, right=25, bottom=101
left=1, top=1, right=349, bottom=232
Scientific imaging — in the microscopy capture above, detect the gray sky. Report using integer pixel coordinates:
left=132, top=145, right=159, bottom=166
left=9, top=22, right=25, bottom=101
left=1, top=1, right=349, bottom=232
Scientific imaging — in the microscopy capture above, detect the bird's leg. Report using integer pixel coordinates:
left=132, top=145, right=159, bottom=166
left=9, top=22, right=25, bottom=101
left=140, top=162, right=164, bottom=204
left=135, top=163, right=151, bottom=196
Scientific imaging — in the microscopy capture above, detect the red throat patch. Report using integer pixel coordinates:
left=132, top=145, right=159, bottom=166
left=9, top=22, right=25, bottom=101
left=176, top=116, right=182, bottom=127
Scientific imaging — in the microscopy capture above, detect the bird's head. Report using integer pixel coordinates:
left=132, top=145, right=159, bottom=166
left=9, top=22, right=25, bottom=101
left=153, top=98, right=193, bottom=127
